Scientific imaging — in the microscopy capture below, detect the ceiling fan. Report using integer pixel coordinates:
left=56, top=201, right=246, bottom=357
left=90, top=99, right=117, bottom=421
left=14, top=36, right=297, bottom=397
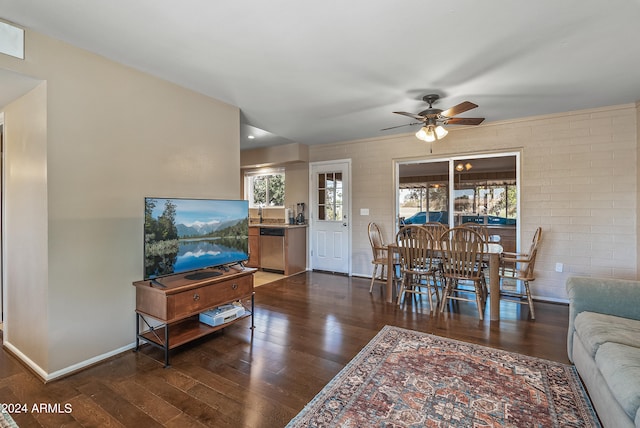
left=382, top=94, right=485, bottom=144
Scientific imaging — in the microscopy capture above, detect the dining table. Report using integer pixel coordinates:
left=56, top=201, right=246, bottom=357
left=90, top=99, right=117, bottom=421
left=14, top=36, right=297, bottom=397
left=386, top=241, right=504, bottom=321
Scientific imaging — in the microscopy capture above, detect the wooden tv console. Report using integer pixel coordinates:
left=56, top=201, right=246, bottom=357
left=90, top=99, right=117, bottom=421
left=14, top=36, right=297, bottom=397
left=133, top=267, right=255, bottom=367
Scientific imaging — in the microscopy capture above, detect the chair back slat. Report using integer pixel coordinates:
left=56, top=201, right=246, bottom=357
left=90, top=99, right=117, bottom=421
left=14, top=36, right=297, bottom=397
left=423, top=222, right=448, bottom=238
left=520, top=227, right=543, bottom=280
left=529, top=226, right=543, bottom=255
left=396, top=225, right=436, bottom=273
left=461, top=222, right=489, bottom=242
left=368, top=222, right=387, bottom=260
left=440, top=226, right=485, bottom=280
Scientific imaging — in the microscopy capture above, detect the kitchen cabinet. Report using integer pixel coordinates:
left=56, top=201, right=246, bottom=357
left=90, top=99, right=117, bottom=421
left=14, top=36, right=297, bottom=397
left=248, top=225, right=306, bottom=275
left=246, top=227, right=260, bottom=268
left=283, top=226, right=306, bottom=276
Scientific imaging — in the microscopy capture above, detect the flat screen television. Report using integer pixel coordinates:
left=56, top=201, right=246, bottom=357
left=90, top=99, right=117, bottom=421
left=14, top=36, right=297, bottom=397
left=144, top=197, right=249, bottom=280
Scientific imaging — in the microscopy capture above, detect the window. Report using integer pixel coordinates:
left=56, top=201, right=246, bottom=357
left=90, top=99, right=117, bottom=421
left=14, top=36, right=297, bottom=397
left=317, top=171, right=343, bottom=221
left=397, top=154, right=518, bottom=228
left=454, top=183, right=517, bottom=218
left=399, top=184, right=448, bottom=220
left=245, top=169, right=285, bottom=207
left=398, top=160, right=451, bottom=225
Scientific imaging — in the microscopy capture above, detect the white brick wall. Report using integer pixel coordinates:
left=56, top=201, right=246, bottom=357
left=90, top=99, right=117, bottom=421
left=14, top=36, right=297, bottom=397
left=309, top=103, right=638, bottom=301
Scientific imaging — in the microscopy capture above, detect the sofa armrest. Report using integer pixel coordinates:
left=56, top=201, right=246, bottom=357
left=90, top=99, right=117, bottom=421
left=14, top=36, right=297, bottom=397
left=566, top=276, right=640, bottom=361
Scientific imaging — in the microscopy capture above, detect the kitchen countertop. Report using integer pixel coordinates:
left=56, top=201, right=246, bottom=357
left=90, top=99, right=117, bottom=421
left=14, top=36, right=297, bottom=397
left=249, top=223, right=307, bottom=229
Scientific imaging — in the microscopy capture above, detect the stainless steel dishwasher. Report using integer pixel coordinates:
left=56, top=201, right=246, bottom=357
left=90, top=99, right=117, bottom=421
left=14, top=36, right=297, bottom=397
left=260, top=227, right=285, bottom=273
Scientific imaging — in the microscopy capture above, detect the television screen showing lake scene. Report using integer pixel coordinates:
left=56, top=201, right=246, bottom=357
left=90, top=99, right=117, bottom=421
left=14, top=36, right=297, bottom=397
left=144, top=198, right=249, bottom=279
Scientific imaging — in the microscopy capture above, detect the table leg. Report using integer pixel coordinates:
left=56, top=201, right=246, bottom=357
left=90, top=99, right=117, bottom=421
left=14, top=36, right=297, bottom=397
left=386, top=247, right=394, bottom=303
left=489, top=252, right=500, bottom=321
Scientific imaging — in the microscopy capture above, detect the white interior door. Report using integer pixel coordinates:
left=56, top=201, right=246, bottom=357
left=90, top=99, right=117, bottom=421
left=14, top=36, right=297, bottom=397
left=310, top=160, right=351, bottom=274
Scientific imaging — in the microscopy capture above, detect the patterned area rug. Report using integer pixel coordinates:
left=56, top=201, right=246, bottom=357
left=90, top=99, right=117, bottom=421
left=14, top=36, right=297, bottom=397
left=287, top=326, right=600, bottom=427
left=0, top=411, right=18, bottom=428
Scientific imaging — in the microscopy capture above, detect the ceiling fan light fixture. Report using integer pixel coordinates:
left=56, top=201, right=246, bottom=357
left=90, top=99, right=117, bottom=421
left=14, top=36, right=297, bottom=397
left=415, top=126, right=429, bottom=141
left=435, top=125, right=448, bottom=139
left=415, top=124, right=446, bottom=143
left=392, top=93, right=484, bottom=144
left=424, top=126, right=436, bottom=142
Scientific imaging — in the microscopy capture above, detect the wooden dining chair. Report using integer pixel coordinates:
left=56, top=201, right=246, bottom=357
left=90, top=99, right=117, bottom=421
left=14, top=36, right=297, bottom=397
left=423, top=221, right=448, bottom=238
left=461, top=222, right=489, bottom=241
left=499, top=227, right=542, bottom=319
left=439, top=226, right=487, bottom=320
left=395, top=225, right=440, bottom=311
left=368, top=222, right=390, bottom=293
left=422, top=222, right=447, bottom=283
left=460, top=222, right=491, bottom=297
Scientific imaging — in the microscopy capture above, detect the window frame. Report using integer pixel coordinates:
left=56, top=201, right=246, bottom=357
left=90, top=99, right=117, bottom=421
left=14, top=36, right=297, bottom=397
left=244, top=168, right=286, bottom=208
left=395, top=151, right=521, bottom=248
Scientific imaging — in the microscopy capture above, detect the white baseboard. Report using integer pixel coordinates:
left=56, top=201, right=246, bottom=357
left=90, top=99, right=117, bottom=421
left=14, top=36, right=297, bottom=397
left=532, top=295, right=569, bottom=304
left=2, top=340, right=49, bottom=380
left=351, top=273, right=371, bottom=279
left=4, top=340, right=137, bottom=382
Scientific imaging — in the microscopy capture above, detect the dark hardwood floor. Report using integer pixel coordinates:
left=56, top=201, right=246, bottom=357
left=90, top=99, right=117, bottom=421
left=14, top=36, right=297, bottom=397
left=1, top=271, right=570, bottom=427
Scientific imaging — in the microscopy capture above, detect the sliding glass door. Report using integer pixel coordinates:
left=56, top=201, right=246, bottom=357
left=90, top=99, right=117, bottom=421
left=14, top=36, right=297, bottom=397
left=397, top=152, right=520, bottom=252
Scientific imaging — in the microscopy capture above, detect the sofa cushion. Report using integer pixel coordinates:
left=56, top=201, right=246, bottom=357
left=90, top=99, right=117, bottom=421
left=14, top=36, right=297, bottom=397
left=574, top=311, right=640, bottom=357
left=595, top=342, right=640, bottom=421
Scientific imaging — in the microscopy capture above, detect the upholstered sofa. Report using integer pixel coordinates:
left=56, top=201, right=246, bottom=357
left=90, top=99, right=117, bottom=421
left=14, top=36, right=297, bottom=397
left=566, top=276, right=640, bottom=428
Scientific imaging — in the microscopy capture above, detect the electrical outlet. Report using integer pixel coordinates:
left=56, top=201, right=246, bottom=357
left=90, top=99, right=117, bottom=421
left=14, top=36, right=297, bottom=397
left=555, top=262, right=564, bottom=273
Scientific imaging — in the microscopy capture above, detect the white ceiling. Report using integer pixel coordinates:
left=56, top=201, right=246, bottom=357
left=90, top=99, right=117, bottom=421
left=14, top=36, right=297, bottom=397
left=2, top=1, right=640, bottom=149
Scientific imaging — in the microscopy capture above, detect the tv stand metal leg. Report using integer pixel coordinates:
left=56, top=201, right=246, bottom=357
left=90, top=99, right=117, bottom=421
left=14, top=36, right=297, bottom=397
left=134, top=313, right=140, bottom=352
left=251, top=292, right=255, bottom=330
left=164, top=323, right=170, bottom=368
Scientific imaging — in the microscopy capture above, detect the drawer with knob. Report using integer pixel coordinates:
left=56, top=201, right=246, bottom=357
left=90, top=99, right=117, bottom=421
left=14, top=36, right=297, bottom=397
left=167, top=275, right=252, bottom=321
left=134, top=271, right=254, bottom=323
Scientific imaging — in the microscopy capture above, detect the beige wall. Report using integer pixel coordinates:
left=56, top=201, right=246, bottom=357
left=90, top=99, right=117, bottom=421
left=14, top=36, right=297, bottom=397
left=637, top=101, right=640, bottom=274
left=310, top=103, right=639, bottom=301
left=3, top=82, right=48, bottom=368
left=282, top=161, right=310, bottom=209
left=241, top=142, right=308, bottom=168
left=0, top=30, right=240, bottom=377
left=240, top=142, right=310, bottom=211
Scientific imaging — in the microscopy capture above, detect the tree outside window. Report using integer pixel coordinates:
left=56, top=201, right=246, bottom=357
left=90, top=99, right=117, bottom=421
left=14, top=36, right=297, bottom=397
left=455, top=183, right=516, bottom=218
left=399, top=184, right=448, bottom=219
left=246, top=170, right=285, bottom=207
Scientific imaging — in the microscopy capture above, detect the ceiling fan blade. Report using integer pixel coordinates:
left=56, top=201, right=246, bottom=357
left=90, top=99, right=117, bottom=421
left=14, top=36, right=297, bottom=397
left=380, top=122, right=421, bottom=131
left=440, top=101, right=478, bottom=118
left=444, top=117, right=485, bottom=126
left=393, top=111, right=425, bottom=121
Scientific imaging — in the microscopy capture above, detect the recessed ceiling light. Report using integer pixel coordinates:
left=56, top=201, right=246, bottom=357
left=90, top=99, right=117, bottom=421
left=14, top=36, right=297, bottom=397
left=248, top=135, right=255, bottom=139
